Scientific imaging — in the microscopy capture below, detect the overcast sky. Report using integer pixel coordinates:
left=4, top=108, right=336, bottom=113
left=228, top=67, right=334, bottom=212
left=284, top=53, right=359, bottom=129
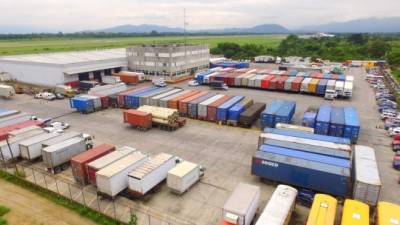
left=0, top=0, right=399, bottom=33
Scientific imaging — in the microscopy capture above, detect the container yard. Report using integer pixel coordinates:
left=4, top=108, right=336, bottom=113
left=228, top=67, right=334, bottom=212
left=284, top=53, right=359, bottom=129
left=1, top=64, right=399, bottom=225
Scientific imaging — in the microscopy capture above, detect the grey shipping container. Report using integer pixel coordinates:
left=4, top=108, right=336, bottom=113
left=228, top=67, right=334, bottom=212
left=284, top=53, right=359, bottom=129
left=19, top=132, right=61, bottom=160
left=159, top=90, right=191, bottom=108
left=139, top=88, right=174, bottom=106
left=41, top=131, right=82, bottom=149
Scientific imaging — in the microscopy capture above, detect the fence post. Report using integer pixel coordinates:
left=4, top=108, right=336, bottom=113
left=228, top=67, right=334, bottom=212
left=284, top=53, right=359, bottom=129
left=82, top=188, right=87, bottom=206
left=96, top=195, right=101, bottom=212
left=68, top=183, right=73, bottom=201
left=113, top=201, right=117, bottom=222
left=43, top=173, right=48, bottom=189
left=55, top=178, right=60, bottom=194
left=32, top=168, right=37, bottom=184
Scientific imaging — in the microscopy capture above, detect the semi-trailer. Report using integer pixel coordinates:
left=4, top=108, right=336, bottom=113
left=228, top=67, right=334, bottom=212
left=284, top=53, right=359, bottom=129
left=167, top=161, right=204, bottom=194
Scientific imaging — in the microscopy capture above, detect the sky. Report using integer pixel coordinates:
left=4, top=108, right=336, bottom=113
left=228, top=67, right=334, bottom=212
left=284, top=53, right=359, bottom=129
left=0, top=0, right=399, bottom=33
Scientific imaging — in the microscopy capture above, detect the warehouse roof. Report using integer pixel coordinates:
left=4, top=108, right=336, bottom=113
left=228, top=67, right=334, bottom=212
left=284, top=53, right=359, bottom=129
left=0, top=48, right=126, bottom=66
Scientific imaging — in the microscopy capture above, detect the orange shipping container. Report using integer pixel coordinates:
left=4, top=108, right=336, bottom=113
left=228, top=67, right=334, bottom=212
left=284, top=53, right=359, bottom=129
left=178, top=91, right=208, bottom=115
left=207, top=95, right=232, bottom=121
left=123, top=109, right=152, bottom=130
left=168, top=90, right=201, bottom=109
left=113, top=72, right=139, bottom=84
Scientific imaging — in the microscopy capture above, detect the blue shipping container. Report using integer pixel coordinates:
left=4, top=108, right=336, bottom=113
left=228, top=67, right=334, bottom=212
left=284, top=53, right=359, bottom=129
left=274, top=101, right=296, bottom=126
left=188, top=93, right=215, bottom=118
left=315, top=105, right=331, bottom=135
left=343, top=107, right=360, bottom=143
left=289, top=70, right=298, bottom=76
left=261, top=100, right=285, bottom=128
left=329, top=107, right=345, bottom=137
left=302, top=112, right=317, bottom=128
left=263, top=140, right=350, bottom=159
left=252, top=146, right=351, bottom=197
left=125, top=87, right=158, bottom=108
left=316, top=79, right=328, bottom=95
left=338, top=75, right=346, bottom=81
left=131, top=87, right=162, bottom=109
left=195, top=70, right=213, bottom=84
left=70, top=96, right=94, bottom=113
left=263, top=128, right=351, bottom=145
left=228, top=100, right=248, bottom=122
left=216, top=96, right=244, bottom=121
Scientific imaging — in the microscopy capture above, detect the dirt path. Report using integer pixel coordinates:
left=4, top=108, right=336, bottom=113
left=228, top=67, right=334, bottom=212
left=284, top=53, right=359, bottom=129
left=0, top=179, right=99, bottom=225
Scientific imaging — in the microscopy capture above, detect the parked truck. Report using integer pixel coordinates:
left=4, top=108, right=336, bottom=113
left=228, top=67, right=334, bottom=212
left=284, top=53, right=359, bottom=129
left=42, top=137, right=88, bottom=173
left=343, top=81, right=353, bottom=98
left=325, top=80, right=336, bottom=100
left=41, top=131, right=93, bottom=149
left=19, top=132, right=61, bottom=160
left=167, top=161, right=204, bottom=194
left=0, top=84, right=15, bottom=98
left=221, top=183, right=260, bottom=225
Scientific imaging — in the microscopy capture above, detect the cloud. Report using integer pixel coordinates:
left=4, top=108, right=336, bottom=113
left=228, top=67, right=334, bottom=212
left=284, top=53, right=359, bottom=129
left=0, top=0, right=399, bottom=32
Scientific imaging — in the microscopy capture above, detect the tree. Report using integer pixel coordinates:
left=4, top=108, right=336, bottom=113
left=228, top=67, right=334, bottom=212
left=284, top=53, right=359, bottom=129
left=387, top=50, right=400, bottom=68
left=368, top=40, right=391, bottom=58
left=150, top=30, right=158, bottom=36
left=347, top=34, right=368, bottom=45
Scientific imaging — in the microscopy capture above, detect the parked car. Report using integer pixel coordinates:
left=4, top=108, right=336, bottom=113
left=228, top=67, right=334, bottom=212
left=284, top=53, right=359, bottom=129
left=152, top=79, right=167, bottom=87
left=43, top=127, right=64, bottom=134
left=188, top=80, right=199, bottom=86
left=381, top=111, right=398, bottom=120
left=389, top=127, right=400, bottom=136
left=50, top=121, right=70, bottom=130
left=34, top=92, right=56, bottom=100
left=55, top=93, right=65, bottom=99
left=393, top=156, right=400, bottom=170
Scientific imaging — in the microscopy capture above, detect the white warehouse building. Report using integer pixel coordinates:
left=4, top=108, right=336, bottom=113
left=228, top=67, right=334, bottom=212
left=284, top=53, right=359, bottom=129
left=0, top=49, right=127, bottom=87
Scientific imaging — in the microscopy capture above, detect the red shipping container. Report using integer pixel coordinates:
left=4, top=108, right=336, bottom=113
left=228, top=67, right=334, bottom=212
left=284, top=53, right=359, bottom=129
left=291, top=77, right=304, bottom=92
left=123, top=109, right=152, bottom=129
left=207, top=95, right=232, bottom=121
left=261, top=75, right=275, bottom=89
left=70, top=143, right=115, bottom=185
left=269, top=76, right=280, bottom=90
left=91, top=94, right=109, bottom=109
left=178, top=91, right=208, bottom=115
left=113, top=72, right=139, bottom=84
left=0, top=120, right=44, bottom=141
left=117, top=86, right=150, bottom=108
left=276, top=76, right=289, bottom=90
left=168, top=90, right=200, bottom=109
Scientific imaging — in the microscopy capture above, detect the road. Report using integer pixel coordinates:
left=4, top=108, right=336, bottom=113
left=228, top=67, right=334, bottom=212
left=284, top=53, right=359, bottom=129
left=0, top=179, right=99, bottom=225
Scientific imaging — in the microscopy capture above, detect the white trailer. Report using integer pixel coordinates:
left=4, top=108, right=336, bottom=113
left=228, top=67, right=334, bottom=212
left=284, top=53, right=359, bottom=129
left=0, top=127, right=44, bottom=160
left=334, top=81, right=345, bottom=97
left=41, top=131, right=82, bottom=148
left=353, top=145, right=381, bottom=207
left=42, top=137, right=87, bottom=173
left=300, top=78, right=312, bottom=93
left=255, top=185, right=298, bottom=225
left=128, top=153, right=177, bottom=196
left=19, top=132, right=60, bottom=160
left=167, top=161, right=204, bottom=194
left=0, top=84, right=15, bottom=98
left=101, top=75, right=121, bottom=85
left=0, top=112, right=33, bottom=128
left=96, top=151, right=148, bottom=197
left=343, top=81, right=353, bottom=98
left=88, top=83, right=127, bottom=96
left=0, top=110, right=20, bottom=119
left=325, top=80, right=336, bottom=100
left=222, top=183, right=260, bottom=225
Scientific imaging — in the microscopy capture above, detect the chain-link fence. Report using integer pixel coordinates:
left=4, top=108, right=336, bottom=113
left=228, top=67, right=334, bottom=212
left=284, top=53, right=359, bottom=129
left=0, top=162, right=193, bottom=225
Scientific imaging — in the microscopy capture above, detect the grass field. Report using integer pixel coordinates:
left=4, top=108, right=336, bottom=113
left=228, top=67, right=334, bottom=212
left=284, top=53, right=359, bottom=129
left=0, top=35, right=286, bottom=56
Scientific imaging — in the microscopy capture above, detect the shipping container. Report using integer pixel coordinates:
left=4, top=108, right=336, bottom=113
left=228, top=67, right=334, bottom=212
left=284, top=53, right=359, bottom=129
left=198, top=94, right=225, bottom=120
left=335, top=81, right=345, bottom=97
left=123, top=109, right=152, bottom=130
left=276, top=76, right=289, bottom=91
left=255, top=185, right=297, bottom=225
left=178, top=92, right=208, bottom=116
left=149, top=88, right=183, bottom=106
left=329, top=107, right=345, bottom=137
left=188, top=93, right=216, bottom=119
left=0, top=127, right=44, bottom=160
left=159, top=90, right=191, bottom=108
left=139, top=88, right=174, bottom=107
left=128, top=153, right=176, bottom=196
left=376, top=202, right=400, bottom=225
left=308, top=79, right=320, bottom=94
left=0, top=120, right=44, bottom=141
left=71, top=144, right=115, bottom=185
left=234, top=73, right=248, bottom=86
left=252, top=145, right=351, bottom=197
left=340, top=200, right=369, bottom=225
left=302, top=112, right=317, bottom=128
left=306, top=194, right=337, bottom=225
left=241, top=74, right=257, bottom=87
left=274, top=101, right=296, bottom=126
left=258, top=133, right=351, bottom=159
left=118, top=87, right=151, bottom=108
left=113, top=71, right=141, bottom=84
left=207, top=95, right=232, bottom=121
left=353, top=145, right=381, bottom=207
left=217, top=96, right=244, bottom=121
left=195, top=70, right=214, bottom=84
left=239, top=103, right=266, bottom=128
left=19, top=132, right=61, bottom=160
left=254, top=75, right=268, bottom=88
left=323, top=73, right=332, bottom=80
left=167, top=161, right=203, bottom=194
left=291, top=76, right=304, bottom=92
left=269, top=76, right=280, bottom=90
left=263, top=128, right=351, bottom=145
left=284, top=77, right=296, bottom=91
left=0, top=112, right=32, bottom=128
left=87, top=147, right=136, bottom=185
left=261, top=100, right=285, bottom=128
left=88, top=83, right=127, bottom=96
left=124, top=87, right=160, bottom=109
left=70, top=95, right=101, bottom=113
left=0, top=110, right=20, bottom=119
left=222, top=183, right=260, bottom=225
left=42, top=137, right=87, bottom=173
left=275, top=123, right=314, bottom=133
left=96, top=151, right=148, bottom=197
left=169, top=90, right=201, bottom=109
left=261, top=75, right=275, bottom=89
left=301, top=78, right=312, bottom=92
left=343, top=81, right=353, bottom=98
left=316, top=105, right=332, bottom=135
left=316, top=79, right=328, bottom=95
left=343, top=107, right=360, bottom=143
left=41, top=132, right=82, bottom=149
left=227, top=98, right=254, bottom=124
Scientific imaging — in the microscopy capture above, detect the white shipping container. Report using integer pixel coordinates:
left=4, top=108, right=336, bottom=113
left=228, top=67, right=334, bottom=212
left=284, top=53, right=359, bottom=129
left=0, top=112, right=32, bottom=128
left=96, top=152, right=148, bottom=197
left=255, top=185, right=298, bottom=225
left=128, top=153, right=177, bottom=196
left=167, top=161, right=202, bottom=194
left=139, top=88, right=174, bottom=106
left=234, top=74, right=247, bottom=86
left=284, top=77, right=296, bottom=91
left=0, top=128, right=45, bottom=160
left=19, top=132, right=60, bottom=160
left=222, top=183, right=260, bottom=225
left=42, top=137, right=86, bottom=171
left=198, top=94, right=225, bottom=118
left=300, top=78, right=312, bottom=92
left=149, top=88, right=183, bottom=106
left=87, top=146, right=137, bottom=171
left=255, top=75, right=268, bottom=88
left=41, top=131, right=82, bottom=149
left=101, top=76, right=121, bottom=85
left=8, top=125, right=41, bottom=137
left=353, top=145, right=381, bottom=207
left=88, top=83, right=127, bottom=96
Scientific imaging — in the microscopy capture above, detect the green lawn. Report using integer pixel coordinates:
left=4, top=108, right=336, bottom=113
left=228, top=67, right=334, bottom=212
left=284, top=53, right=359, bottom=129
left=0, top=35, right=286, bottom=56
left=0, top=205, right=10, bottom=225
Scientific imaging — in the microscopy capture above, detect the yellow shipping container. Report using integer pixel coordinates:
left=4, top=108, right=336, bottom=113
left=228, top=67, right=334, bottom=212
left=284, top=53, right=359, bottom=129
left=306, top=194, right=337, bottom=225
left=376, top=201, right=400, bottom=225
left=340, top=199, right=369, bottom=225
left=308, top=78, right=319, bottom=93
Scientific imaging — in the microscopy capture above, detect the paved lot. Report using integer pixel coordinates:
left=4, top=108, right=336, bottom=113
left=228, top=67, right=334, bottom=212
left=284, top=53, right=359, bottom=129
left=1, top=65, right=399, bottom=225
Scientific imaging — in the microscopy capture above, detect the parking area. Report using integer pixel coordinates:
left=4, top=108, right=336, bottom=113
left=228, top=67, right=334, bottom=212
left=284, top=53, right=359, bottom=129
left=1, top=65, right=399, bottom=225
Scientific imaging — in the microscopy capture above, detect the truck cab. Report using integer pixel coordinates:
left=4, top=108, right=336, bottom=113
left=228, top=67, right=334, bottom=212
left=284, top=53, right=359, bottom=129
left=335, top=81, right=344, bottom=97
left=325, top=89, right=336, bottom=100
left=82, top=133, right=94, bottom=149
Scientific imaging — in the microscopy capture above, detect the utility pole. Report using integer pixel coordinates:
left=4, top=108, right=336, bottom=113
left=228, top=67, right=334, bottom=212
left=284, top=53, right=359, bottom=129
left=184, top=8, right=188, bottom=75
